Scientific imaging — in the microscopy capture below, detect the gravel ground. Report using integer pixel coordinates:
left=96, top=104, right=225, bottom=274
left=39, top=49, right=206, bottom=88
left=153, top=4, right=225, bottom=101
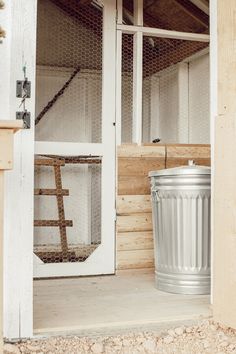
left=4, top=320, right=236, bottom=354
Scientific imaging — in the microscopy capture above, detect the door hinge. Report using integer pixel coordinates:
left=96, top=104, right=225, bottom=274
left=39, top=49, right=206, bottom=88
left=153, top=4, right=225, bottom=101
left=16, top=110, right=31, bottom=129
left=16, top=79, right=31, bottom=98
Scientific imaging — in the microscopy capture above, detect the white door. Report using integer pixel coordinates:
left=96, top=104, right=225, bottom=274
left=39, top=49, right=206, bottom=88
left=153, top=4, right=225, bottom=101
left=33, top=0, right=116, bottom=278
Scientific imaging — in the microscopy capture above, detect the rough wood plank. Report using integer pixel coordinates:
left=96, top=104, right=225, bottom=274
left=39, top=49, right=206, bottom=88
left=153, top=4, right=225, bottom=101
left=118, top=176, right=150, bottom=195
left=118, top=144, right=165, bottom=158
left=166, top=144, right=211, bottom=158
left=35, top=158, right=65, bottom=166
left=117, top=231, right=153, bottom=251
left=0, top=130, right=13, bottom=170
left=116, top=249, right=154, bottom=269
left=166, top=158, right=211, bottom=168
left=166, top=144, right=211, bottom=168
left=118, top=157, right=165, bottom=176
left=34, top=189, right=69, bottom=196
left=117, top=195, right=152, bottom=215
left=0, top=120, right=23, bottom=132
left=54, top=165, right=69, bottom=257
left=34, top=220, right=73, bottom=227
left=117, top=213, right=153, bottom=233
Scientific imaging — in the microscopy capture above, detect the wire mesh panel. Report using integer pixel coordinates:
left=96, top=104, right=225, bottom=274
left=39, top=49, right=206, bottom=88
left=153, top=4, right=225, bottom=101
left=35, top=0, right=103, bottom=143
left=121, top=34, right=134, bottom=143
left=34, top=156, right=102, bottom=264
left=34, top=1, right=104, bottom=266
left=142, top=37, right=209, bottom=144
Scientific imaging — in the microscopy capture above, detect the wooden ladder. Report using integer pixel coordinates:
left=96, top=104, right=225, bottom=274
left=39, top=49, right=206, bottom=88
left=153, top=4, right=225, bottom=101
left=34, top=158, right=73, bottom=261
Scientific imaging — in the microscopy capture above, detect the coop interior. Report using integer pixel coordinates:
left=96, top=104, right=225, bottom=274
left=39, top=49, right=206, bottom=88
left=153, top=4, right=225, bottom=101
left=33, top=0, right=211, bottom=334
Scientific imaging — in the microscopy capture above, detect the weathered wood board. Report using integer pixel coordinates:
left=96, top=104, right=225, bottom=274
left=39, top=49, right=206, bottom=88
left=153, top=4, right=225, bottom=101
left=166, top=144, right=211, bottom=168
left=116, top=143, right=211, bottom=270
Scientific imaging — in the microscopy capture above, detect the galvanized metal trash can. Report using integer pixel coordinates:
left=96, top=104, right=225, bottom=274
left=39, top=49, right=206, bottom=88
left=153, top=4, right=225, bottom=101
left=149, top=161, right=211, bottom=295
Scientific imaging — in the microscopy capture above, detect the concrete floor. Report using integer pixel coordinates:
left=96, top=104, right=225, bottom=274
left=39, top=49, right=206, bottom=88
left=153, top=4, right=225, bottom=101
left=33, top=269, right=211, bottom=336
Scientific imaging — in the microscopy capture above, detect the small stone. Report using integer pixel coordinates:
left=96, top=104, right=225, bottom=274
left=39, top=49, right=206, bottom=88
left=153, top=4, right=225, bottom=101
left=168, top=329, right=176, bottom=337
left=186, top=327, right=193, bottom=333
left=210, top=324, right=217, bottom=331
left=163, top=336, right=174, bottom=344
left=175, top=327, right=184, bottom=336
left=91, top=342, right=104, bottom=353
left=203, top=340, right=210, bottom=349
left=228, top=344, right=236, bottom=351
left=143, top=339, right=156, bottom=352
left=26, top=344, right=41, bottom=352
left=3, top=343, right=20, bottom=354
left=219, top=341, right=229, bottom=348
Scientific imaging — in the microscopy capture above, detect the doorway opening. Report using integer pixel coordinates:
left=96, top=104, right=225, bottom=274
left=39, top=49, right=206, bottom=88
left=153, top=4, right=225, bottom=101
left=33, top=0, right=211, bottom=335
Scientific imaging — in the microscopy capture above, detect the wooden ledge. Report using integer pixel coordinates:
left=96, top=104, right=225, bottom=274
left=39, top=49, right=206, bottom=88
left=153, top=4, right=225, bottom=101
left=0, top=120, right=24, bottom=132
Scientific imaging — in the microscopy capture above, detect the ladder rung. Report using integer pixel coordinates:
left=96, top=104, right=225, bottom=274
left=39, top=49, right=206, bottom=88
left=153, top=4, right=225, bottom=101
left=34, top=188, right=69, bottom=196
left=35, top=159, right=65, bottom=166
left=34, top=220, right=73, bottom=227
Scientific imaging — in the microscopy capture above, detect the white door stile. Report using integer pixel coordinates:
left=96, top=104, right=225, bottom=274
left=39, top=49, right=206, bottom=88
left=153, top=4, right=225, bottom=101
left=132, top=0, right=143, bottom=145
left=0, top=0, right=37, bottom=339
left=134, top=0, right=143, bottom=27
left=150, top=76, right=160, bottom=142
left=116, top=29, right=122, bottom=146
left=34, top=0, right=117, bottom=278
left=35, top=142, right=104, bottom=156
left=117, top=0, right=123, bottom=25
left=177, top=62, right=189, bottom=143
left=132, top=31, right=143, bottom=145
left=101, top=0, right=117, bottom=274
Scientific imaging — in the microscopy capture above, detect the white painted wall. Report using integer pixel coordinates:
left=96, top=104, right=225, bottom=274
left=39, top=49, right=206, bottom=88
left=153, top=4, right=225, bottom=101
left=144, top=53, right=210, bottom=144
left=189, top=54, right=210, bottom=143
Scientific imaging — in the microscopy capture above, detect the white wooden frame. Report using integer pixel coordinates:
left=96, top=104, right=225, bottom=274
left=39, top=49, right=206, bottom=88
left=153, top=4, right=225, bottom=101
left=116, top=0, right=210, bottom=145
left=0, top=0, right=37, bottom=339
left=34, top=0, right=116, bottom=278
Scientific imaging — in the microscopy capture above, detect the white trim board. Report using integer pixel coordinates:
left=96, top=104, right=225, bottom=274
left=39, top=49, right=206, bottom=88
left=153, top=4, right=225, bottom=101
left=117, top=25, right=210, bottom=42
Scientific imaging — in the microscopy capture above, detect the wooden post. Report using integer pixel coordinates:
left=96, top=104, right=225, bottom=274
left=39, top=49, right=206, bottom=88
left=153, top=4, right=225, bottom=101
left=213, top=0, right=236, bottom=329
left=0, top=121, right=23, bottom=352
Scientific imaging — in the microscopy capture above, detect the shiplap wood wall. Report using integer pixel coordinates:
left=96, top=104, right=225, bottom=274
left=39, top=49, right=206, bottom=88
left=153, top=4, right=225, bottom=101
left=116, top=144, right=211, bottom=270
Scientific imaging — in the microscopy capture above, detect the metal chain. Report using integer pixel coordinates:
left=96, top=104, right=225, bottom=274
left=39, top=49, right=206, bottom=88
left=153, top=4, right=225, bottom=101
left=35, top=66, right=81, bottom=126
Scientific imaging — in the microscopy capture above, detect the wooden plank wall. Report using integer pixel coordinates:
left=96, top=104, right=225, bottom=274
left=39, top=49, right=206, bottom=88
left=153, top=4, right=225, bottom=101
left=116, top=144, right=211, bottom=270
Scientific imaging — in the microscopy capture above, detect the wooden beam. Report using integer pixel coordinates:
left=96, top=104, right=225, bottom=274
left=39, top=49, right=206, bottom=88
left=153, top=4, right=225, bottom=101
left=172, top=0, right=209, bottom=29
left=117, top=24, right=210, bottom=42
left=189, top=0, right=209, bottom=15
left=34, top=220, right=73, bottom=227
left=34, top=188, right=69, bottom=196
left=133, top=0, right=143, bottom=26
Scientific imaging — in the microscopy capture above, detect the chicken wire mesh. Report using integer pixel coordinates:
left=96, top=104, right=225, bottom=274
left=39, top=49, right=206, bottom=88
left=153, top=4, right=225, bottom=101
left=121, top=35, right=209, bottom=144
left=121, top=34, right=133, bottom=143
left=35, top=0, right=102, bottom=143
left=34, top=156, right=102, bottom=263
left=34, top=0, right=103, bottom=264
left=142, top=37, right=209, bottom=144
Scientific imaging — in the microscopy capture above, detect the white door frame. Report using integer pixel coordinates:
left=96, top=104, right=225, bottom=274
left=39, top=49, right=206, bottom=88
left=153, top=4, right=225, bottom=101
left=0, top=0, right=36, bottom=339
left=34, top=0, right=117, bottom=278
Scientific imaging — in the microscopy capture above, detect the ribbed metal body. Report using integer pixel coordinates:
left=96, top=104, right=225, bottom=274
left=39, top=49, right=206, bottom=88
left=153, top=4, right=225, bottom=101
left=150, top=164, right=211, bottom=295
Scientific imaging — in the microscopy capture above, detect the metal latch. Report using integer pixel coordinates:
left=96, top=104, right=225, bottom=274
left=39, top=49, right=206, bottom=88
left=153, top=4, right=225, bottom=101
left=16, top=110, right=31, bottom=129
left=16, top=79, right=31, bottom=98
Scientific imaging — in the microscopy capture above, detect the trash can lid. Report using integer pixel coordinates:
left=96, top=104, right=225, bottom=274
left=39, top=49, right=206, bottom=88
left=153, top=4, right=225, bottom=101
left=149, top=160, right=211, bottom=177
